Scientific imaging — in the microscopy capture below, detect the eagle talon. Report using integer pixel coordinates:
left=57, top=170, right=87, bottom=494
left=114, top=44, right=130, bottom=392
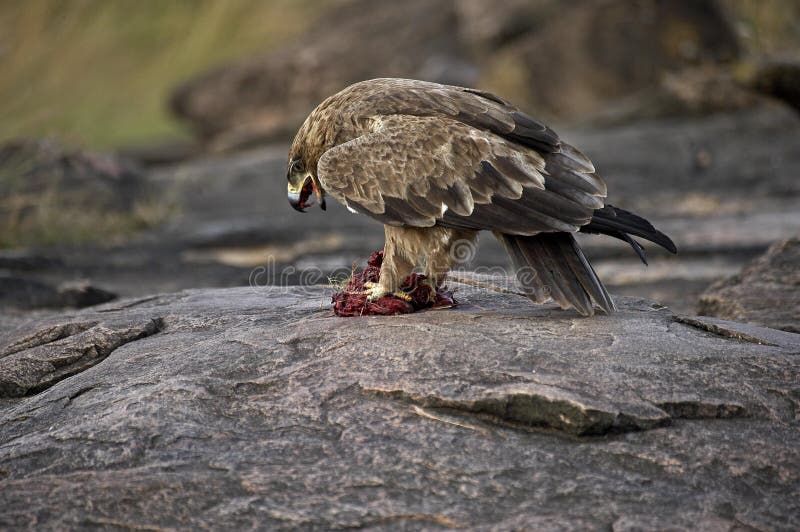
left=362, top=281, right=384, bottom=302
left=391, top=290, right=413, bottom=302
left=361, top=283, right=413, bottom=302
left=361, top=283, right=386, bottom=302
left=422, top=278, right=439, bottom=303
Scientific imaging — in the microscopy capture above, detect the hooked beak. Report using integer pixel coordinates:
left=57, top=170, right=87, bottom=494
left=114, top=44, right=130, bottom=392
left=288, top=175, right=326, bottom=212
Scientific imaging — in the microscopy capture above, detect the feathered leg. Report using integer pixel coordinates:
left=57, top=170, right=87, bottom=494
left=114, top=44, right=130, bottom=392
left=365, top=226, right=418, bottom=301
left=366, top=227, right=476, bottom=302
left=425, top=229, right=477, bottom=287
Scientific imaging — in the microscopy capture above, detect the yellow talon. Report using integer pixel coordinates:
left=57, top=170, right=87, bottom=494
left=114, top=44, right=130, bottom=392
left=361, top=282, right=413, bottom=302
left=392, top=290, right=413, bottom=302
left=361, top=282, right=387, bottom=301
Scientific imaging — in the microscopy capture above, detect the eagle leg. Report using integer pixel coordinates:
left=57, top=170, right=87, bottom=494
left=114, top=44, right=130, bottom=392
left=424, top=252, right=449, bottom=289
left=366, top=226, right=418, bottom=302
left=423, top=253, right=451, bottom=304
left=424, top=229, right=477, bottom=292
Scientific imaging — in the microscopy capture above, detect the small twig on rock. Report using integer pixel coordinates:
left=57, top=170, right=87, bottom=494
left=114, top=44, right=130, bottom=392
left=411, top=405, right=489, bottom=435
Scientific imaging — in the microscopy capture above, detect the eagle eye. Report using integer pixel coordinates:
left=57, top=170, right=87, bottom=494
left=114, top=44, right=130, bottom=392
left=289, top=158, right=305, bottom=175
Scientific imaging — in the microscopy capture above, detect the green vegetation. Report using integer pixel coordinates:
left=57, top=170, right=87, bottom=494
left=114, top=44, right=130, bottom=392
left=0, top=0, right=337, bottom=149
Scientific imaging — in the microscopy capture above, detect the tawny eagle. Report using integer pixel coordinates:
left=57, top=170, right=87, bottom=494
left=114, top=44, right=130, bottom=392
left=287, top=78, right=676, bottom=316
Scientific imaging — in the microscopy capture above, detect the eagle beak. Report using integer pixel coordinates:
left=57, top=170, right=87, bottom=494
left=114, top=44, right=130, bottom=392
left=288, top=175, right=314, bottom=212
left=288, top=190, right=305, bottom=212
left=288, top=175, right=326, bottom=212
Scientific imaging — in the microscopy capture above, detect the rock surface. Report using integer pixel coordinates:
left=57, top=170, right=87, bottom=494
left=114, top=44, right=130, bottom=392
left=0, top=276, right=116, bottom=311
left=749, top=59, right=800, bottom=113
left=479, top=0, right=741, bottom=120
left=1, top=280, right=799, bottom=529
left=454, top=0, right=558, bottom=52
left=584, top=66, right=774, bottom=126
left=699, top=237, right=800, bottom=333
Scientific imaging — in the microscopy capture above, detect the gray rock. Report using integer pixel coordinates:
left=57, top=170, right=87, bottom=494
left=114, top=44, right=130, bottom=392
left=0, top=276, right=116, bottom=310
left=749, top=59, right=800, bottom=113
left=584, top=66, right=776, bottom=127
left=454, top=0, right=558, bottom=51
left=0, top=138, right=165, bottom=248
left=478, top=0, right=741, bottom=121
left=699, top=237, right=800, bottom=333
left=565, top=102, right=800, bottom=313
left=1, top=280, right=798, bottom=529
left=567, top=104, right=800, bottom=215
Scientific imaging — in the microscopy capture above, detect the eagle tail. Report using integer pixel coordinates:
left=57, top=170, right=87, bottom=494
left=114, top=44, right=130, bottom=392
left=496, top=232, right=615, bottom=317
left=580, top=205, right=677, bottom=265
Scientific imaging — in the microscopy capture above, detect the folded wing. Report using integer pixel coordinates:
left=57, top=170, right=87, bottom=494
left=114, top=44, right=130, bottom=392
left=317, top=114, right=606, bottom=235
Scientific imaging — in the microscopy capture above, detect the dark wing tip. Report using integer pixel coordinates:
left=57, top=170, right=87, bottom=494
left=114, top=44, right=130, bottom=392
left=588, top=205, right=678, bottom=255
left=659, top=232, right=678, bottom=254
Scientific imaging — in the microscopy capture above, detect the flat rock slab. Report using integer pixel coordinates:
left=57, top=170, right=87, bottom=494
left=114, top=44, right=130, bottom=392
left=699, top=237, right=800, bottom=333
left=1, top=280, right=799, bottom=530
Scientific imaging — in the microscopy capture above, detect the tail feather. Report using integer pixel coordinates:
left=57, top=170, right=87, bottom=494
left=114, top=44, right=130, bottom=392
left=556, top=235, right=616, bottom=313
left=497, top=232, right=615, bottom=316
left=581, top=205, right=677, bottom=264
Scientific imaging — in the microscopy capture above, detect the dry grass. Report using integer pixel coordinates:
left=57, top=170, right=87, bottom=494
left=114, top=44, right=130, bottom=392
left=0, top=0, right=339, bottom=149
left=0, top=1, right=795, bottom=151
left=0, top=189, right=178, bottom=248
left=722, top=0, right=800, bottom=58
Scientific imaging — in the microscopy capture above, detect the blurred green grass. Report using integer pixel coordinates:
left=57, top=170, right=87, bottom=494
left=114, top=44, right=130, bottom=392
left=0, top=0, right=337, bottom=150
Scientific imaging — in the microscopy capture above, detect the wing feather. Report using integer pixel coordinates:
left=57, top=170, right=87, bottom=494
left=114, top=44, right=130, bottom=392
left=351, top=78, right=561, bottom=154
left=317, top=112, right=606, bottom=234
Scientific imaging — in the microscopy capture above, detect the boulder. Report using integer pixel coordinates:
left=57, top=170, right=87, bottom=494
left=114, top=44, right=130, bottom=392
left=699, top=237, right=800, bottom=333
left=454, top=0, right=559, bottom=52
left=595, top=59, right=800, bottom=126
left=170, top=0, right=477, bottom=151
left=479, top=0, right=741, bottom=121
left=0, top=276, right=116, bottom=311
left=0, top=138, right=166, bottom=247
left=584, top=65, right=774, bottom=126
left=748, top=59, right=800, bottom=113
left=1, top=280, right=798, bottom=529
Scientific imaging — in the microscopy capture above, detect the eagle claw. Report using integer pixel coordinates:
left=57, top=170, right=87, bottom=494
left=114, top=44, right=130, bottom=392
left=421, top=278, right=440, bottom=303
left=363, top=282, right=413, bottom=302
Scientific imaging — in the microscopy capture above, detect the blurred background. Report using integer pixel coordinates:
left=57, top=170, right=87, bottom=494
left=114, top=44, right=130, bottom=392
left=1, top=0, right=799, bottom=330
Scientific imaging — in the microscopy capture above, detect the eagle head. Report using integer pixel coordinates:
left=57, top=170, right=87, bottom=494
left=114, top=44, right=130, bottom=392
left=286, top=152, right=326, bottom=212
